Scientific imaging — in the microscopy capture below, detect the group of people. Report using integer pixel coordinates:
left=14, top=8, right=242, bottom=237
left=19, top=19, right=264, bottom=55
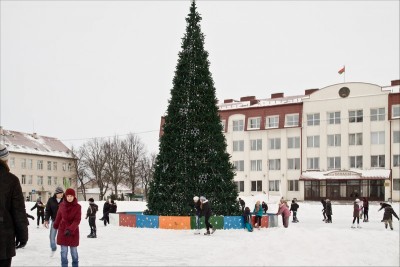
left=193, top=196, right=216, bottom=235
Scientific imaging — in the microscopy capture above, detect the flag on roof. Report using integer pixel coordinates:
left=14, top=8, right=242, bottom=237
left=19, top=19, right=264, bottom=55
left=338, top=66, right=345, bottom=74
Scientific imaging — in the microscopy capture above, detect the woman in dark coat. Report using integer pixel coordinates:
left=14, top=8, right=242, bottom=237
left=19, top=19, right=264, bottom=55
left=0, top=149, right=28, bottom=267
left=54, top=188, right=81, bottom=267
left=31, top=198, right=45, bottom=228
left=200, top=196, right=215, bottom=235
left=382, top=205, right=399, bottom=230
left=351, top=199, right=361, bottom=228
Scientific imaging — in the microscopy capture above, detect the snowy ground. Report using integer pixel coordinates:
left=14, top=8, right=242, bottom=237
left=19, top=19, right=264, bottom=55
left=14, top=196, right=399, bottom=266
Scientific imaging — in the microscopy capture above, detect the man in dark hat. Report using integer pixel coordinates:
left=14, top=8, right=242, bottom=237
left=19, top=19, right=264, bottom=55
left=0, top=144, right=28, bottom=266
left=44, top=186, right=64, bottom=255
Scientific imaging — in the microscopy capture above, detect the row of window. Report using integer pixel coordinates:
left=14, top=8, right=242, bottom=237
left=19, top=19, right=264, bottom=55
left=20, top=175, right=72, bottom=186
left=233, top=154, right=400, bottom=171
left=9, top=157, right=73, bottom=172
left=232, top=131, right=400, bottom=152
left=235, top=180, right=299, bottom=192
left=225, top=105, right=400, bottom=131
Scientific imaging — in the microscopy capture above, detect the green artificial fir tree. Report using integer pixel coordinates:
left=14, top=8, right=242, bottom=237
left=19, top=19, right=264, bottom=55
left=147, top=1, right=239, bottom=216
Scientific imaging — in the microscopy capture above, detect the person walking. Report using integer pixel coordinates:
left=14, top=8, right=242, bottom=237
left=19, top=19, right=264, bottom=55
left=243, top=207, right=253, bottom=232
left=276, top=200, right=291, bottom=228
left=325, top=199, right=333, bottom=223
left=100, top=199, right=111, bottom=226
left=362, top=197, right=369, bottom=222
left=253, top=201, right=263, bottom=229
left=85, top=198, right=98, bottom=238
left=53, top=188, right=81, bottom=267
left=238, top=198, right=245, bottom=213
left=200, top=196, right=215, bottom=235
left=44, top=186, right=64, bottom=255
left=382, top=205, right=399, bottom=230
left=351, top=199, right=362, bottom=228
left=193, top=196, right=201, bottom=234
left=290, top=199, right=299, bottom=223
left=321, top=199, right=327, bottom=222
left=0, top=144, right=28, bottom=267
left=31, top=198, right=45, bottom=228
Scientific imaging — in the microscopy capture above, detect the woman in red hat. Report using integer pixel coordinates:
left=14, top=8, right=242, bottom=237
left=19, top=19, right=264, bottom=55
left=53, top=188, right=81, bottom=267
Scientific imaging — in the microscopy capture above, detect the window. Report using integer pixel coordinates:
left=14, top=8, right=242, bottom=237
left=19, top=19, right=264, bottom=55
left=349, top=156, right=363, bottom=168
left=27, top=159, right=33, bottom=170
left=394, top=179, right=400, bottom=191
left=287, top=137, right=300, bottom=149
left=307, top=136, right=320, bottom=148
left=37, top=176, right=43, bottom=185
left=266, top=115, right=279, bottom=128
left=269, top=180, right=280, bottom=191
left=371, top=131, right=385, bottom=145
left=250, top=139, right=262, bottom=151
left=307, top=157, right=319, bottom=170
left=328, top=111, right=341, bottom=124
left=370, top=108, right=385, bottom=121
left=349, top=110, right=363, bottom=123
left=37, top=160, right=43, bottom=170
left=68, top=163, right=72, bottom=172
left=221, top=120, right=226, bottom=132
left=54, top=177, right=58, bottom=185
left=248, top=117, right=261, bottom=129
left=393, top=155, right=400, bottom=167
left=349, top=133, right=363, bottom=146
left=233, top=160, right=244, bottom=171
left=392, top=104, right=400, bottom=118
left=285, top=114, right=299, bottom=127
left=235, top=181, right=244, bottom=192
left=268, top=138, right=281, bottom=150
left=288, top=158, right=300, bottom=170
left=21, top=175, right=26, bottom=185
left=10, top=157, right=15, bottom=168
left=307, top=113, right=320, bottom=126
left=47, top=161, right=52, bottom=171
left=28, top=175, right=32, bottom=185
left=288, top=180, right=299, bottom=191
left=371, top=155, right=385, bottom=168
left=48, top=176, right=52, bottom=185
left=268, top=159, right=281, bottom=170
left=233, top=140, right=244, bottom=152
left=62, top=163, right=67, bottom=171
left=53, top=162, right=58, bottom=171
left=327, top=134, right=341, bottom=147
left=328, top=157, right=341, bottom=170
left=21, top=159, right=26, bottom=169
left=394, top=131, right=400, bottom=143
left=250, top=160, right=262, bottom=171
left=251, top=180, right=263, bottom=192
left=233, top=120, right=244, bottom=131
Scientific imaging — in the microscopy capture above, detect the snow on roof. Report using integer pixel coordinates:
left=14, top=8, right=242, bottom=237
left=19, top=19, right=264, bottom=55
left=2, top=129, right=74, bottom=159
left=300, top=169, right=391, bottom=180
left=218, top=95, right=306, bottom=110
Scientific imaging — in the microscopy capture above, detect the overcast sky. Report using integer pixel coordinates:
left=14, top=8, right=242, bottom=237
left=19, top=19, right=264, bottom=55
left=1, top=0, right=399, bottom=154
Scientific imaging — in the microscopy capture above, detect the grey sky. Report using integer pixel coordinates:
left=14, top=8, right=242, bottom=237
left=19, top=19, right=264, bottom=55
left=1, top=0, right=399, bottom=154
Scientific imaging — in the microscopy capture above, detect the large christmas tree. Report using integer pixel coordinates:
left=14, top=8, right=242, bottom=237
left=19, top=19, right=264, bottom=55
left=146, top=1, right=239, bottom=216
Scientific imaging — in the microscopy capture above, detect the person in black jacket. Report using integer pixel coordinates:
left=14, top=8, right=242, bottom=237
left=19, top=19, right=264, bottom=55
left=200, top=196, right=215, bottom=235
left=262, top=201, right=268, bottom=214
left=193, top=196, right=201, bottom=234
left=100, top=199, right=111, bottom=226
left=44, top=186, right=64, bottom=254
left=31, top=198, right=45, bottom=228
left=325, top=199, right=333, bottom=223
left=290, top=199, right=299, bottom=223
left=321, top=199, right=327, bottom=221
left=0, top=144, right=28, bottom=267
left=109, top=200, right=117, bottom=214
left=382, top=205, right=399, bottom=230
left=238, top=198, right=245, bottom=213
left=85, top=198, right=98, bottom=238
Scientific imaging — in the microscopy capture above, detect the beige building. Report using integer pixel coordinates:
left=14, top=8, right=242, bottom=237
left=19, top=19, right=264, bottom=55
left=218, top=79, right=400, bottom=202
left=1, top=128, right=77, bottom=203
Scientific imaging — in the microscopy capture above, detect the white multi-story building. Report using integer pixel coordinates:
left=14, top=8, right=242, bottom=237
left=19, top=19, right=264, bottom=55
left=1, top=128, right=77, bottom=203
left=218, top=79, right=399, bottom=202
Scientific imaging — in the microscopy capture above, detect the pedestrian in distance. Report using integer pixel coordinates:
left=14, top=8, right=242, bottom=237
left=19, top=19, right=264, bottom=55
left=351, top=199, right=362, bottom=228
left=0, top=144, right=28, bottom=267
left=31, top=198, right=45, bottom=228
left=238, top=198, right=245, bottom=213
left=253, top=201, right=263, bottom=229
left=362, top=197, right=369, bottom=222
left=243, top=207, right=253, bottom=232
left=44, top=186, right=64, bottom=255
left=276, top=200, right=290, bottom=228
left=85, top=198, right=98, bottom=238
left=382, top=205, right=399, bottom=230
left=321, top=199, right=327, bottom=222
left=290, top=199, right=299, bottom=223
left=261, top=201, right=268, bottom=214
left=200, top=196, right=215, bottom=235
left=53, top=188, right=82, bottom=267
left=193, top=196, right=201, bottom=235
left=325, top=199, right=333, bottom=223
left=100, top=199, right=111, bottom=226
left=109, top=199, right=117, bottom=214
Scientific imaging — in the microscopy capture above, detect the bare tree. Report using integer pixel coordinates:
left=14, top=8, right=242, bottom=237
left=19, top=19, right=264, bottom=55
left=122, top=133, right=145, bottom=199
left=104, top=136, right=126, bottom=197
left=138, top=152, right=156, bottom=201
left=81, top=138, right=109, bottom=200
left=71, top=146, right=89, bottom=200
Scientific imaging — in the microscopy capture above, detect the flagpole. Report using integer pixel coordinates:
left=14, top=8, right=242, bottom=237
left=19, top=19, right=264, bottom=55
left=343, top=65, right=346, bottom=83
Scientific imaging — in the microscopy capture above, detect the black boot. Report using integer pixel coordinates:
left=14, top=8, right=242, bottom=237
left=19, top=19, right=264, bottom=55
left=87, top=230, right=93, bottom=238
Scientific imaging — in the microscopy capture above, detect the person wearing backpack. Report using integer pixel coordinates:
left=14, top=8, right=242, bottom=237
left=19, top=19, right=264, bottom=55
left=85, top=198, right=98, bottom=238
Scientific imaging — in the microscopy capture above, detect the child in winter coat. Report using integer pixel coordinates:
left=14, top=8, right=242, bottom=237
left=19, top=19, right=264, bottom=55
left=351, top=199, right=362, bottom=228
left=253, top=201, right=263, bottom=229
left=262, top=201, right=268, bottom=214
left=53, top=188, right=81, bottom=267
left=31, top=198, right=45, bottom=228
left=290, top=199, right=299, bottom=223
left=382, top=205, right=399, bottom=230
left=85, top=198, right=98, bottom=238
left=276, top=201, right=290, bottom=228
left=243, top=207, right=253, bottom=232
